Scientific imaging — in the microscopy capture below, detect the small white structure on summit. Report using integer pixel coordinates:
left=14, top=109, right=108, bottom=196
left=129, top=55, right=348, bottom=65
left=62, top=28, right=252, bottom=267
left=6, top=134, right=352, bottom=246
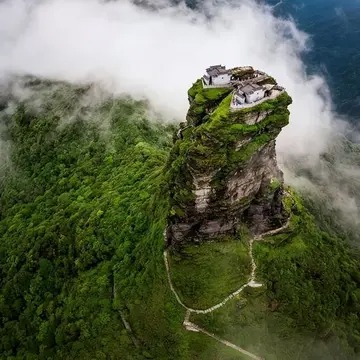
left=201, top=64, right=285, bottom=110
left=202, top=65, right=232, bottom=87
left=239, top=83, right=266, bottom=103
left=233, top=91, right=246, bottom=106
left=231, top=83, right=284, bottom=110
left=232, top=83, right=266, bottom=108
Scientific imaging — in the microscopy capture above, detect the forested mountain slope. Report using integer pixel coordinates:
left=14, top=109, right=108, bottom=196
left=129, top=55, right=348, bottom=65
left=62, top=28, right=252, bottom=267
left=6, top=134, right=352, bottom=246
left=0, top=79, right=359, bottom=359
left=0, top=80, right=187, bottom=359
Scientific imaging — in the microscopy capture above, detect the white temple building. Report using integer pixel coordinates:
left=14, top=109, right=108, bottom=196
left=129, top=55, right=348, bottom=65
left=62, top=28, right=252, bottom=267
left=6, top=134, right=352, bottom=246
left=200, top=64, right=285, bottom=110
left=202, top=65, right=232, bottom=87
left=240, top=84, right=265, bottom=103
left=232, top=83, right=267, bottom=108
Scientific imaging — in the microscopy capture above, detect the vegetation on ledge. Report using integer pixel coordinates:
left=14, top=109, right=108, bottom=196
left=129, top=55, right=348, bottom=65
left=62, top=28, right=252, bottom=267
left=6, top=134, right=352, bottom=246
left=186, top=79, right=232, bottom=124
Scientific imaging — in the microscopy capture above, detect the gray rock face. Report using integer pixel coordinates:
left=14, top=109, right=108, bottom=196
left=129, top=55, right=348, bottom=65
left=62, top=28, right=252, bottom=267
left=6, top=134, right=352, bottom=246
left=167, top=139, right=285, bottom=244
left=226, top=141, right=281, bottom=204
left=193, top=172, right=215, bottom=213
left=243, top=110, right=272, bottom=125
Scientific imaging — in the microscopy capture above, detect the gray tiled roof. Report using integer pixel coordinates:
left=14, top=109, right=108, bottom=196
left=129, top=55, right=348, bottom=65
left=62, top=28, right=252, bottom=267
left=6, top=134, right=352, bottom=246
left=206, top=65, right=224, bottom=71
left=240, top=83, right=263, bottom=94
left=206, top=65, right=231, bottom=77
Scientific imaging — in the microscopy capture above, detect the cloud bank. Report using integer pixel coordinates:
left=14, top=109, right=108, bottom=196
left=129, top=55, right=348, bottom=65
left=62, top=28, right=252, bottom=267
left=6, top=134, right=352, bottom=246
left=0, top=0, right=344, bottom=155
left=0, top=0, right=358, bottom=227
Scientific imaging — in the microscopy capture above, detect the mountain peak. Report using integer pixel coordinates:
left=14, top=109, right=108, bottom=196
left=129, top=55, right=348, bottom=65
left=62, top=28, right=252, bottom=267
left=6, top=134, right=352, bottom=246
left=166, top=65, right=292, bottom=245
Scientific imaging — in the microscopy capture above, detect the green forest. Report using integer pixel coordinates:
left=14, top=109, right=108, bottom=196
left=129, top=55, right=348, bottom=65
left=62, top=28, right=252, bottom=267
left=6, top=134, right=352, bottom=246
left=0, top=80, right=360, bottom=359
left=0, top=82, right=188, bottom=359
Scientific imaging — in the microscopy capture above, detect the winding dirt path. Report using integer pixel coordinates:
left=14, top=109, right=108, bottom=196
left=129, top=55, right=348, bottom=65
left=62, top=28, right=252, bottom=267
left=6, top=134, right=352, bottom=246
left=163, top=220, right=290, bottom=359
left=184, top=315, right=264, bottom=360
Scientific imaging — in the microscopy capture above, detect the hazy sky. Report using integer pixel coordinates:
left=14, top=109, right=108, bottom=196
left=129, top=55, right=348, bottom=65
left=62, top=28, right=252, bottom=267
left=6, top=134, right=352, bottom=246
left=0, top=0, right=345, bottom=155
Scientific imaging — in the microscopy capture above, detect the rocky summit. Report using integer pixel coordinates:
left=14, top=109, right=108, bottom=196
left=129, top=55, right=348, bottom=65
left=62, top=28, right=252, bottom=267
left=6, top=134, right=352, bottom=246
left=166, top=66, right=293, bottom=245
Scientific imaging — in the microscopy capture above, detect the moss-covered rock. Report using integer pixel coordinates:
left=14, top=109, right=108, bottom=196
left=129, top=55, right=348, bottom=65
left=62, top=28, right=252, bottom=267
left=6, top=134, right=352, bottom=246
left=186, top=80, right=232, bottom=125
left=166, top=73, right=292, bottom=245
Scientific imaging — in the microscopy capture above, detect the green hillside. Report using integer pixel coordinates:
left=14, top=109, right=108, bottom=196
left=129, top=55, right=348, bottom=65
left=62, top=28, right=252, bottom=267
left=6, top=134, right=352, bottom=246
left=0, top=81, right=187, bottom=359
left=0, top=80, right=359, bottom=359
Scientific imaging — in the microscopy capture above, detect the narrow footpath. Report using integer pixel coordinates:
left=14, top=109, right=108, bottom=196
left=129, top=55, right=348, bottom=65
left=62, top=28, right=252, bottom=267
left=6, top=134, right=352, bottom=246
left=163, top=220, right=290, bottom=359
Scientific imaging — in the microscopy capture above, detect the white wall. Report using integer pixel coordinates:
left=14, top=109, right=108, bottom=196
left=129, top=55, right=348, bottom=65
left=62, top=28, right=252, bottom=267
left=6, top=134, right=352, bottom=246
left=212, top=74, right=231, bottom=85
left=231, top=93, right=246, bottom=109
left=245, top=89, right=265, bottom=103
left=234, top=94, right=245, bottom=104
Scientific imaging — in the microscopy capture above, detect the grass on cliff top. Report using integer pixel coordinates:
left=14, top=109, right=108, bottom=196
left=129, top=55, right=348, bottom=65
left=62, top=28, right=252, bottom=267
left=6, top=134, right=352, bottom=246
left=202, top=91, right=292, bottom=132
left=207, top=92, right=232, bottom=124
left=188, top=79, right=231, bottom=101
left=168, top=239, right=251, bottom=309
left=187, top=80, right=232, bottom=118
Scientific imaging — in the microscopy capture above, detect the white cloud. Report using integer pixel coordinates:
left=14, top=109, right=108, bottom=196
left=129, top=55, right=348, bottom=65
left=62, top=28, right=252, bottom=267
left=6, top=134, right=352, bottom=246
left=0, top=0, right=337, bottom=154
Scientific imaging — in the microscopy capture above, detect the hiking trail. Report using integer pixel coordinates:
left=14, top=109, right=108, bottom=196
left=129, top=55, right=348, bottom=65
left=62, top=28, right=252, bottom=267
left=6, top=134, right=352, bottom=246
left=163, top=219, right=290, bottom=359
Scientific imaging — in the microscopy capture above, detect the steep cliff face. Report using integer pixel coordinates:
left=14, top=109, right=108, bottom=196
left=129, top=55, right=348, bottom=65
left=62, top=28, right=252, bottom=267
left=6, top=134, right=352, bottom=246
left=166, top=76, right=292, bottom=245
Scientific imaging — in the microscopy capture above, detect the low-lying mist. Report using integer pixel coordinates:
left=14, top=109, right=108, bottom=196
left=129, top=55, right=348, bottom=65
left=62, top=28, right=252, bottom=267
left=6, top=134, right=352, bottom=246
left=0, top=0, right=359, bottom=235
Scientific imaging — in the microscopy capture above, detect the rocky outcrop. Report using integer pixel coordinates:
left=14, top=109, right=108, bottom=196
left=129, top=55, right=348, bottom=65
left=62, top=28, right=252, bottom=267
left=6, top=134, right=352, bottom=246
left=166, top=74, right=292, bottom=245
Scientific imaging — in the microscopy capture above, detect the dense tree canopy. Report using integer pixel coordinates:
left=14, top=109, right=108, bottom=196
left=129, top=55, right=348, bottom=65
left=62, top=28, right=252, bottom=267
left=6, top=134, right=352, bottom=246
left=0, top=83, right=186, bottom=359
left=0, top=80, right=359, bottom=359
